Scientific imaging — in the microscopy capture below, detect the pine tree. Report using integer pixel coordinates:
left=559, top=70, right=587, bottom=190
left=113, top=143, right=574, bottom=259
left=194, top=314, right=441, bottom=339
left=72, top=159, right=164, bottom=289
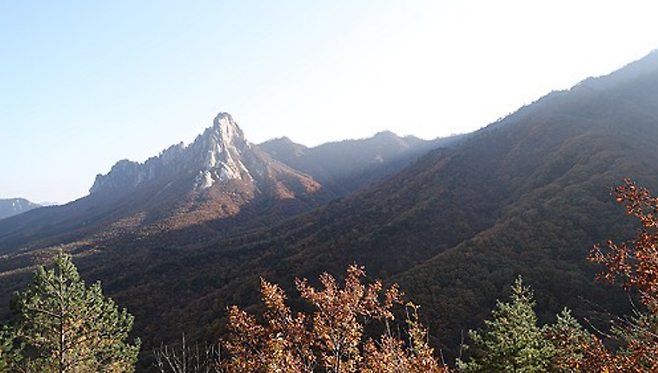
left=608, top=310, right=658, bottom=371
left=10, top=253, right=140, bottom=373
left=458, top=276, right=554, bottom=373
left=0, top=324, right=19, bottom=372
left=543, top=308, right=593, bottom=372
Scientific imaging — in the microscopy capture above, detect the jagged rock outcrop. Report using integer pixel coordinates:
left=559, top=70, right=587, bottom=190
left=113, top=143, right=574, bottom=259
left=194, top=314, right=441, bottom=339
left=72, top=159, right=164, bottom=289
left=0, top=112, right=332, bottom=251
left=91, top=114, right=251, bottom=195
left=90, top=112, right=325, bottom=202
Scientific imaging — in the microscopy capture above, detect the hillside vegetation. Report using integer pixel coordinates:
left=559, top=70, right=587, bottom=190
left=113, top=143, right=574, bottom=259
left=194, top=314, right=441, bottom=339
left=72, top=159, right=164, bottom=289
left=2, top=53, right=658, bottom=369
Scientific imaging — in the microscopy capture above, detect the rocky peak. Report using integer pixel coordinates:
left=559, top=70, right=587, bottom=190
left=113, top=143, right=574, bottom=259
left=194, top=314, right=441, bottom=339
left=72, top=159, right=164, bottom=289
left=212, top=113, right=246, bottom=148
left=191, top=112, right=254, bottom=190
left=90, top=112, right=264, bottom=196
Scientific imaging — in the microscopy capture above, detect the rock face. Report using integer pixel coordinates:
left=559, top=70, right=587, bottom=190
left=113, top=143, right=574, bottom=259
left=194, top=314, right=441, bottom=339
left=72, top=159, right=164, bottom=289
left=91, top=113, right=252, bottom=195
left=0, top=198, right=41, bottom=220
left=192, top=113, right=252, bottom=189
left=0, top=113, right=332, bottom=251
left=90, top=113, right=324, bottom=203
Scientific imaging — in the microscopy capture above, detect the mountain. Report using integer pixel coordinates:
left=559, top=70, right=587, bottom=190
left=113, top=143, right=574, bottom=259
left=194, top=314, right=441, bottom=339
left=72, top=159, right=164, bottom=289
left=259, top=131, right=465, bottom=195
left=57, top=51, right=658, bottom=353
left=0, top=113, right=333, bottom=252
left=3, top=51, right=658, bottom=365
left=0, top=198, right=41, bottom=220
left=246, top=50, right=658, bottom=350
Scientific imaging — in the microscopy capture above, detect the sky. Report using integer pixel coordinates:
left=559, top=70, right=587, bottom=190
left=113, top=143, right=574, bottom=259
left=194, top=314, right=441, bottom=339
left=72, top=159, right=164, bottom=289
left=1, top=1, right=658, bottom=204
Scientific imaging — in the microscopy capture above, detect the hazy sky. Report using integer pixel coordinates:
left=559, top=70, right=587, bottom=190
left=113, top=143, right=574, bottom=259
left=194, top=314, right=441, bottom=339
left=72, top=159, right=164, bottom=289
left=2, top=1, right=658, bottom=203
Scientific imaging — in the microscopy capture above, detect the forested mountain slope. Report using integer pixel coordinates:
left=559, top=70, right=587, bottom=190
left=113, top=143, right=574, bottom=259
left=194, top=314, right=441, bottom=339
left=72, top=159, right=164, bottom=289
left=2, top=52, right=658, bottom=361
left=259, top=131, right=464, bottom=195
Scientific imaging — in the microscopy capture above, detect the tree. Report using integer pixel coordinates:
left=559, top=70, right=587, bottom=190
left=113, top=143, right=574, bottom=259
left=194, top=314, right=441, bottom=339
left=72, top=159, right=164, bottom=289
left=579, top=179, right=658, bottom=372
left=591, top=179, right=658, bottom=312
left=0, top=324, right=19, bottom=371
left=362, top=304, right=445, bottom=373
left=458, top=277, right=554, bottom=373
left=543, top=308, right=593, bottom=373
left=9, top=253, right=140, bottom=373
left=223, top=264, right=449, bottom=373
left=153, top=335, right=222, bottom=373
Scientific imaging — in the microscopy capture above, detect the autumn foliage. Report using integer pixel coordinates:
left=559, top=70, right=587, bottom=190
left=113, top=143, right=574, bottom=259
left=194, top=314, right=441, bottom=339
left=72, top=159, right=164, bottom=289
left=223, top=265, right=448, bottom=373
left=581, top=179, right=658, bottom=372
left=591, top=179, right=658, bottom=312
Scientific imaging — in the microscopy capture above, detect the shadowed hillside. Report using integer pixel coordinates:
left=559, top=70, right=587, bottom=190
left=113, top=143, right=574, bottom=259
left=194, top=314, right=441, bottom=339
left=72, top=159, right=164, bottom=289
left=259, top=131, right=465, bottom=196
left=0, top=198, right=40, bottom=220
left=2, top=52, right=658, bottom=365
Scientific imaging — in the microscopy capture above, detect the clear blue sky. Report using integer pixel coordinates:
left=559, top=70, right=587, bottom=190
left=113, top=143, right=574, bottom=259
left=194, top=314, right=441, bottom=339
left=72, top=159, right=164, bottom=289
left=2, top=1, right=658, bottom=203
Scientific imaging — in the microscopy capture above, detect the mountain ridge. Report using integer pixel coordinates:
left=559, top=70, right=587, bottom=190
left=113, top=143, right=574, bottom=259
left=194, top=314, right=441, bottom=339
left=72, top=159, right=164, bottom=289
left=259, top=131, right=464, bottom=195
left=2, top=50, right=658, bottom=363
left=0, top=113, right=333, bottom=252
left=63, top=50, right=658, bottom=352
left=0, top=198, right=41, bottom=220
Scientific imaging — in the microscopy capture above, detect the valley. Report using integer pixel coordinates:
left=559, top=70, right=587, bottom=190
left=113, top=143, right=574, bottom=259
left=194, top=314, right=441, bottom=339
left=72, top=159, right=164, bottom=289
left=3, top=51, right=658, bottom=371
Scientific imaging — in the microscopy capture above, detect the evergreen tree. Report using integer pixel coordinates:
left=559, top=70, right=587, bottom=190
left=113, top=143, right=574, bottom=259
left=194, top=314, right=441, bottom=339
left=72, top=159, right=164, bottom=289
left=458, top=276, right=554, bottom=373
left=0, top=324, right=19, bottom=372
left=543, top=308, right=593, bottom=372
left=10, top=253, right=140, bottom=373
left=604, top=310, right=658, bottom=371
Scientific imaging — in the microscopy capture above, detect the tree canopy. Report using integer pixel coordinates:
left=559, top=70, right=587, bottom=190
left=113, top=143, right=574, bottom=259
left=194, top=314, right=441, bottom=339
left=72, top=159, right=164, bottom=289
left=458, top=277, right=554, bottom=373
left=5, top=253, right=140, bottom=373
left=223, top=264, right=449, bottom=373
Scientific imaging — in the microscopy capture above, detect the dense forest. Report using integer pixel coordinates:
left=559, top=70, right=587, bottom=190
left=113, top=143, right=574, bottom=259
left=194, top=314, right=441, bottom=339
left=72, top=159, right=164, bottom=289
left=2, top=179, right=658, bottom=372
left=3, top=52, right=658, bottom=372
